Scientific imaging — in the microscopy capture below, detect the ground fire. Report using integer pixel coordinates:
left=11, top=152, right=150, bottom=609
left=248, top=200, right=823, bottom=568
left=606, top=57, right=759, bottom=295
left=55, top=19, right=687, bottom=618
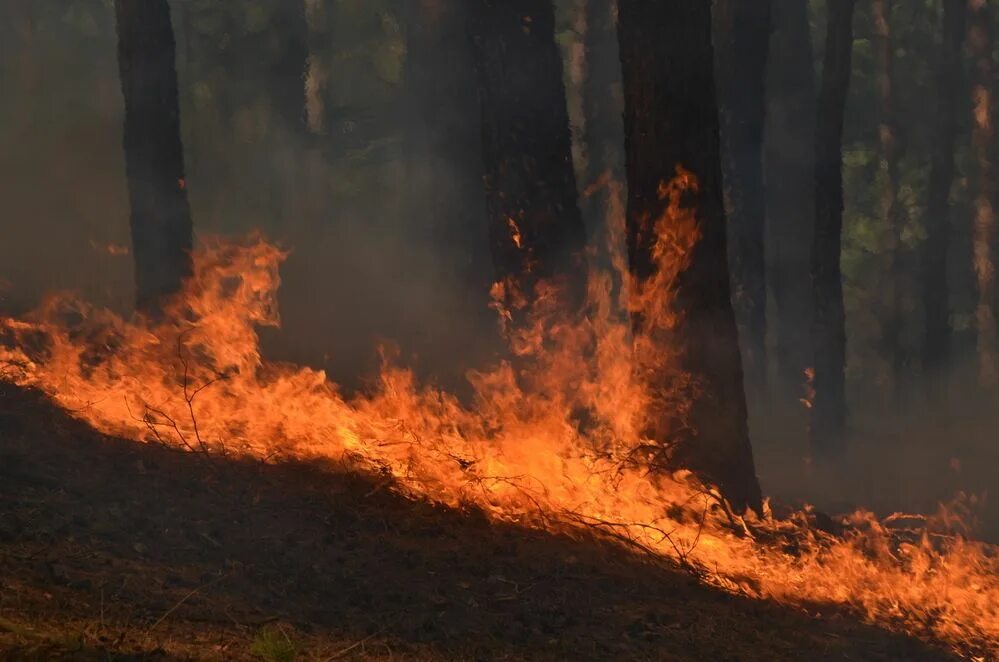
left=5, top=0, right=999, bottom=659
left=2, top=174, right=996, bottom=657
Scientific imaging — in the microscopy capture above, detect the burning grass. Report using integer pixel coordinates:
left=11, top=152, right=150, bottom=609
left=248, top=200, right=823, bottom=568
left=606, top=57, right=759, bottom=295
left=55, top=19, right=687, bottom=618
left=1, top=175, right=997, bottom=657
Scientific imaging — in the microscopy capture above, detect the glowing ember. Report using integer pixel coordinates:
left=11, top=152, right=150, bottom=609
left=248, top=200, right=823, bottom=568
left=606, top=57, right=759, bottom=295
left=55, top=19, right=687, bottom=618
left=1, top=174, right=996, bottom=657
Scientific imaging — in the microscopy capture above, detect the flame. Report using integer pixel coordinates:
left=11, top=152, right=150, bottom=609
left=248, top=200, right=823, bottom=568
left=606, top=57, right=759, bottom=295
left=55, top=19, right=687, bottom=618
left=1, top=173, right=997, bottom=656
left=507, top=216, right=523, bottom=249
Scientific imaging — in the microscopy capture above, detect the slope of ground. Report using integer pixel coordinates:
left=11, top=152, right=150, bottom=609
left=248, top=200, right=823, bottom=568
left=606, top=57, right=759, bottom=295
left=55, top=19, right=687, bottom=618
left=0, top=386, right=957, bottom=660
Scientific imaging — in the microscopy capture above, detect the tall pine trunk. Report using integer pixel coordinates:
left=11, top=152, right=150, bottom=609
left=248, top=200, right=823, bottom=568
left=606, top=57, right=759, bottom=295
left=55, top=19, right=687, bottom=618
left=405, top=0, right=486, bottom=272
left=811, top=0, right=856, bottom=457
left=269, top=1, right=309, bottom=133
left=969, top=0, right=997, bottom=387
left=267, top=1, right=310, bottom=231
left=617, top=0, right=762, bottom=514
left=873, top=0, right=903, bottom=399
left=713, top=0, right=771, bottom=397
left=466, top=1, right=587, bottom=310
left=767, top=0, right=817, bottom=404
left=923, top=0, right=967, bottom=379
left=114, top=0, right=193, bottom=314
left=581, top=0, right=625, bottom=249
left=403, top=0, right=493, bottom=354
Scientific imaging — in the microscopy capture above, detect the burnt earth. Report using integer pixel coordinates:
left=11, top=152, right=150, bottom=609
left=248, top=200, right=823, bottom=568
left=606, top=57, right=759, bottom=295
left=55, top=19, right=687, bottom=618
left=0, top=385, right=957, bottom=660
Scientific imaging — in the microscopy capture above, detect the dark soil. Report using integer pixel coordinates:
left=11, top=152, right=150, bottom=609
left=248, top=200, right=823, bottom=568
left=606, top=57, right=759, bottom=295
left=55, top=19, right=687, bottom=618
left=0, top=385, right=958, bottom=660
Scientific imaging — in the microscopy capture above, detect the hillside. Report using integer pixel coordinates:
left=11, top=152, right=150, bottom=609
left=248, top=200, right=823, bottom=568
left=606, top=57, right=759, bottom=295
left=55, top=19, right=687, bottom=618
left=0, top=386, right=957, bottom=661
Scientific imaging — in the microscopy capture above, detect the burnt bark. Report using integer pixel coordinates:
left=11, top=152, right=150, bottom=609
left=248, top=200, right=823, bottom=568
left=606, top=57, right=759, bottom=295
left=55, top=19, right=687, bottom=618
left=766, top=0, right=817, bottom=403
left=922, top=0, right=967, bottom=378
left=873, top=0, right=903, bottom=399
left=969, top=0, right=997, bottom=386
left=405, top=0, right=487, bottom=282
left=581, top=0, right=622, bottom=189
left=268, top=1, right=310, bottom=134
left=466, top=1, right=587, bottom=306
left=617, top=0, right=763, bottom=514
left=581, top=0, right=626, bottom=266
left=714, top=0, right=771, bottom=396
left=114, top=0, right=193, bottom=314
left=811, top=0, right=856, bottom=456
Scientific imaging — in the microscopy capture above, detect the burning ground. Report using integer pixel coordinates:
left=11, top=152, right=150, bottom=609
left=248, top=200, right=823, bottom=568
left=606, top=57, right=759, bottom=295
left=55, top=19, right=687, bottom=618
left=0, top=232, right=996, bottom=660
left=0, top=385, right=962, bottom=660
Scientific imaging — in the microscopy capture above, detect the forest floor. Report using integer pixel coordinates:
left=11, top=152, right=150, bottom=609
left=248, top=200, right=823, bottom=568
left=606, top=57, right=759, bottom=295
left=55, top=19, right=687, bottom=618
left=0, top=385, right=960, bottom=661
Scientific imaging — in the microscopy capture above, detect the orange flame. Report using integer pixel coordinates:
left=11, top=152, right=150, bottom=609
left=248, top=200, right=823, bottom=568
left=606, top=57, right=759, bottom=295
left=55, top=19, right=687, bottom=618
left=1, top=174, right=997, bottom=656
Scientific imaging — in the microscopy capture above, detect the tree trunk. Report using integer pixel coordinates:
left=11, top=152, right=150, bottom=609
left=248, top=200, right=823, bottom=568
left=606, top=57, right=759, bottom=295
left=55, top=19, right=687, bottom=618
left=403, top=0, right=493, bottom=316
left=811, top=0, right=856, bottom=457
left=617, top=0, right=763, bottom=514
left=923, top=0, right=967, bottom=380
left=564, top=0, right=589, bottom=186
left=269, top=1, right=309, bottom=133
left=466, top=0, right=587, bottom=309
left=767, top=0, right=817, bottom=404
left=969, top=0, right=998, bottom=387
left=713, top=0, right=771, bottom=397
left=267, top=1, right=310, bottom=232
left=114, top=0, right=193, bottom=314
left=581, top=0, right=625, bottom=259
left=873, top=0, right=903, bottom=399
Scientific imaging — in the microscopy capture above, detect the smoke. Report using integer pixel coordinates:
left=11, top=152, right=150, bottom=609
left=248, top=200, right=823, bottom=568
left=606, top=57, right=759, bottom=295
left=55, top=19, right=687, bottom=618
left=1, top=0, right=996, bottom=543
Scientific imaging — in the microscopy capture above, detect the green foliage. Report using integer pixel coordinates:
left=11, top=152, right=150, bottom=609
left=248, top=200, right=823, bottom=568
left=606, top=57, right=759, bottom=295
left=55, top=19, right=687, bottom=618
left=250, top=625, right=298, bottom=662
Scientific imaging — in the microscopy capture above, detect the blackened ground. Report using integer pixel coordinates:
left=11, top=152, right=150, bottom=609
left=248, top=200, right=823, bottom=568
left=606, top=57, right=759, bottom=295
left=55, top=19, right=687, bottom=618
left=0, top=385, right=956, bottom=661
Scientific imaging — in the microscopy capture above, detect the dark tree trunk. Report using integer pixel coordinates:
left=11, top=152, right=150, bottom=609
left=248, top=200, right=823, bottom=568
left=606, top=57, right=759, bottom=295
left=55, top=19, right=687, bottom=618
left=811, top=0, right=856, bottom=457
left=402, top=0, right=496, bottom=385
left=466, top=0, right=587, bottom=308
left=404, top=0, right=487, bottom=284
left=269, top=1, right=310, bottom=133
left=617, top=0, right=763, bottom=514
left=265, top=1, right=310, bottom=232
left=114, top=0, right=193, bottom=314
left=581, top=0, right=624, bottom=213
left=873, top=0, right=903, bottom=399
left=713, top=0, right=771, bottom=396
left=969, top=0, right=997, bottom=386
left=922, top=0, right=967, bottom=378
left=766, top=0, right=816, bottom=403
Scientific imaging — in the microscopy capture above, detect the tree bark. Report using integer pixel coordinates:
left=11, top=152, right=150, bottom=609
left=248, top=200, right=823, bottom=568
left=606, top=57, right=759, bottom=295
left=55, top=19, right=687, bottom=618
left=766, top=0, right=817, bottom=403
left=873, top=0, right=902, bottom=399
left=922, top=0, right=968, bottom=379
left=969, top=0, right=997, bottom=387
left=269, top=1, right=310, bottom=134
left=811, top=0, right=856, bottom=457
left=404, top=1, right=492, bottom=297
left=114, top=0, right=193, bottom=314
left=466, top=0, right=587, bottom=309
left=713, top=0, right=771, bottom=396
left=581, top=0, right=625, bottom=262
left=617, top=0, right=763, bottom=514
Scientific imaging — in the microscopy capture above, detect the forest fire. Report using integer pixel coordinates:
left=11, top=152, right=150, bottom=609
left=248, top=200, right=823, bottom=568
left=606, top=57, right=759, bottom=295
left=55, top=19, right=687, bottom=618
left=2, top=175, right=997, bottom=657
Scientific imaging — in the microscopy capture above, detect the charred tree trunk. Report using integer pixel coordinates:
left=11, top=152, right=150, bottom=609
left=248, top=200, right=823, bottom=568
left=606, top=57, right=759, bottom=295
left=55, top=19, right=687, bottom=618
left=713, top=0, right=772, bottom=396
left=969, top=0, right=997, bottom=387
left=767, top=0, right=817, bottom=403
left=466, top=0, right=587, bottom=308
left=811, top=0, right=856, bottom=456
left=564, top=0, right=589, bottom=185
left=114, top=0, right=193, bottom=314
left=922, top=0, right=967, bottom=379
left=581, top=0, right=625, bottom=253
left=269, top=1, right=310, bottom=133
left=617, top=0, right=763, bottom=514
left=404, top=0, right=488, bottom=260
left=873, top=0, right=903, bottom=399
left=404, top=1, right=491, bottom=296
left=267, top=1, right=310, bottom=232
